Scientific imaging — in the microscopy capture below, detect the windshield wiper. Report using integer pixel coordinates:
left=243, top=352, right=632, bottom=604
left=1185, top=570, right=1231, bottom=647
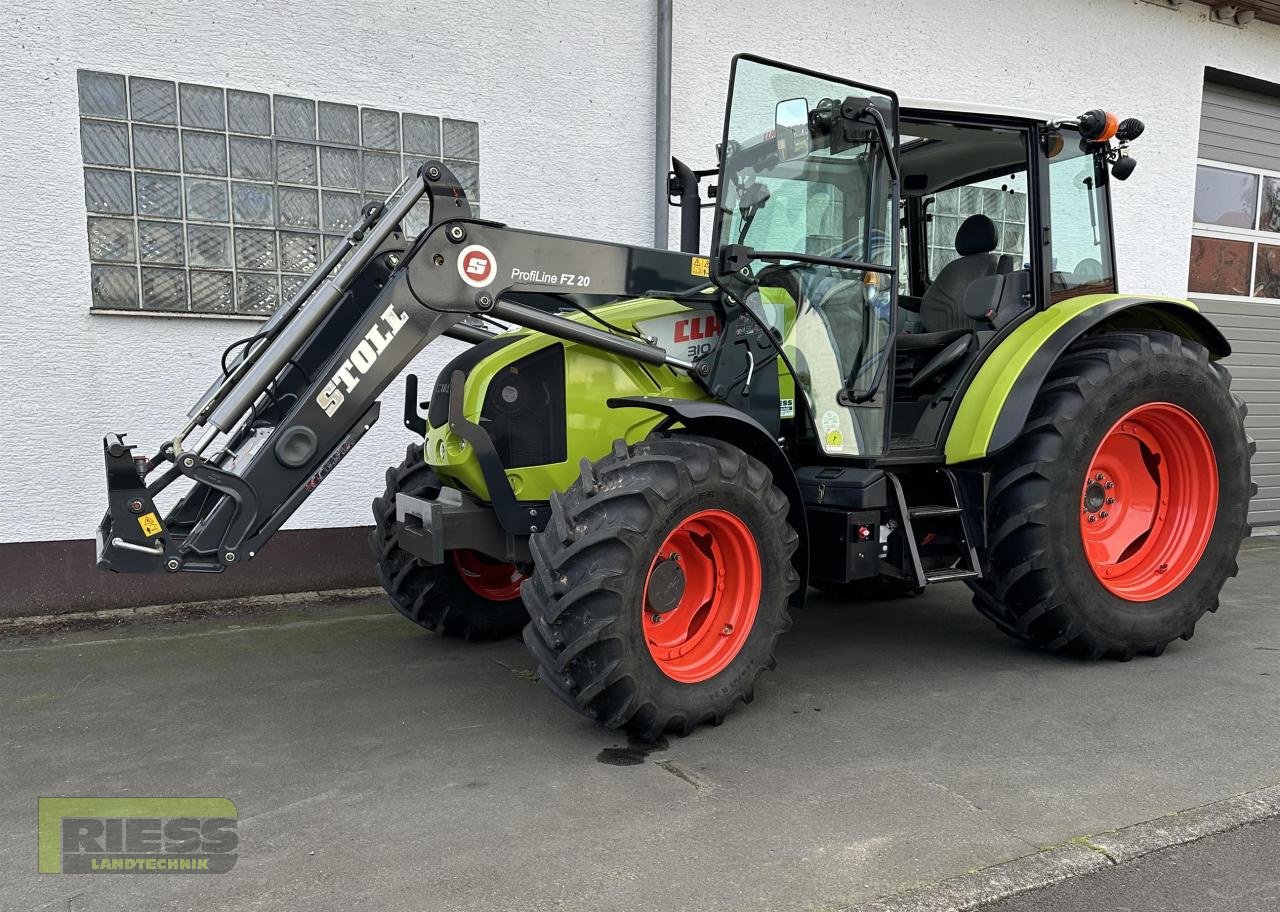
left=735, top=183, right=772, bottom=245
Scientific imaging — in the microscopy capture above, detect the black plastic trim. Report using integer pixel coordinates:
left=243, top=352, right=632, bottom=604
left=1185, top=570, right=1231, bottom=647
left=447, top=369, right=550, bottom=536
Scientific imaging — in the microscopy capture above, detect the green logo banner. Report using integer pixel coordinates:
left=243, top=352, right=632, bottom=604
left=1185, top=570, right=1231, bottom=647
left=38, top=797, right=238, bottom=874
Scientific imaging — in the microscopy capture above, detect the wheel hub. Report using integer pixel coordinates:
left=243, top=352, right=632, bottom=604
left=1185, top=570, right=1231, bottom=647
left=1083, top=480, right=1108, bottom=515
left=645, top=557, right=686, bottom=616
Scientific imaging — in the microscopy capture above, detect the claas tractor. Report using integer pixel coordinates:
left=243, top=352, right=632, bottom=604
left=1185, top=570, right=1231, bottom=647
left=97, top=57, right=1252, bottom=738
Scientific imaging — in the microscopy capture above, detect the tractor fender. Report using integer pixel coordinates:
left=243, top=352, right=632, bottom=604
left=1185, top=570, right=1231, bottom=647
left=608, top=395, right=809, bottom=604
left=945, top=294, right=1231, bottom=464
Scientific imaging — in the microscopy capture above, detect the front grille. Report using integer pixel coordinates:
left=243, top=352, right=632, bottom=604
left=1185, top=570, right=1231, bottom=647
left=480, top=344, right=567, bottom=469
left=427, top=335, right=518, bottom=428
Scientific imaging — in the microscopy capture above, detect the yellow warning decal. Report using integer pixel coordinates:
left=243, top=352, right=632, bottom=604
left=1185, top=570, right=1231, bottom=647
left=137, top=512, right=162, bottom=537
left=690, top=257, right=710, bottom=278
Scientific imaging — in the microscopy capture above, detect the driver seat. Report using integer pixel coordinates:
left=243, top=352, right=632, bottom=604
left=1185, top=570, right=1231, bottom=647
left=898, top=213, right=1001, bottom=353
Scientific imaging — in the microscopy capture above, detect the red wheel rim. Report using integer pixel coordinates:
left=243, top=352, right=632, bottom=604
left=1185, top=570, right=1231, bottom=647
left=1079, top=402, right=1217, bottom=601
left=451, top=549, right=525, bottom=602
left=641, top=509, right=762, bottom=683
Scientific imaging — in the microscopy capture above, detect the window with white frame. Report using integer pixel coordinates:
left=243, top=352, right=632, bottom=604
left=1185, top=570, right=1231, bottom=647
left=1189, top=160, right=1280, bottom=300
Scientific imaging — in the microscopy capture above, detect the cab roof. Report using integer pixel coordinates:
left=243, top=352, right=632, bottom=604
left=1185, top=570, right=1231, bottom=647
left=900, top=97, right=1065, bottom=124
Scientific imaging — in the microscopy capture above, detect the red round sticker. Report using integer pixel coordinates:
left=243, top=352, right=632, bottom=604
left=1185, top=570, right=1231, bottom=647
left=457, top=245, right=496, bottom=287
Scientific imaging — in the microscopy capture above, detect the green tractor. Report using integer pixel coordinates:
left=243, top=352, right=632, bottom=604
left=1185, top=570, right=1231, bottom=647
left=98, top=57, right=1253, bottom=738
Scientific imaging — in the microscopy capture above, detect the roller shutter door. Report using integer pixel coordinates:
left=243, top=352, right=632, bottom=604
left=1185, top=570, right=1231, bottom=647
left=1191, top=80, right=1280, bottom=525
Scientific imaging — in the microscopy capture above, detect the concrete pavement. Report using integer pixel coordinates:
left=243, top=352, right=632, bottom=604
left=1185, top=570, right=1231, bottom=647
left=4, top=539, right=1279, bottom=911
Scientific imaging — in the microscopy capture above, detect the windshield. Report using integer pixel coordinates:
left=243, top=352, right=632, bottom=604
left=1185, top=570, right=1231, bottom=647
left=717, top=66, right=894, bottom=265
left=714, top=56, right=899, bottom=457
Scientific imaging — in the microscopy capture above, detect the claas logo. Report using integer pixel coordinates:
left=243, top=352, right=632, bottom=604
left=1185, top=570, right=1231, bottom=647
left=673, top=315, right=721, bottom=344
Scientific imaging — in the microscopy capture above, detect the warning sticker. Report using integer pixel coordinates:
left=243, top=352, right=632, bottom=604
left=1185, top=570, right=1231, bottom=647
left=137, top=512, right=162, bottom=537
left=825, top=429, right=844, bottom=451
left=690, top=256, right=710, bottom=278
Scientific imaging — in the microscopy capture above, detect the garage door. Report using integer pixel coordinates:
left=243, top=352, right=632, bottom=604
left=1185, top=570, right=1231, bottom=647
left=1189, top=79, right=1280, bottom=526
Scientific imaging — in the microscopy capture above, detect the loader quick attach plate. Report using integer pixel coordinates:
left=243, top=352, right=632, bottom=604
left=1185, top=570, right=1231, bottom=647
left=95, top=434, right=171, bottom=573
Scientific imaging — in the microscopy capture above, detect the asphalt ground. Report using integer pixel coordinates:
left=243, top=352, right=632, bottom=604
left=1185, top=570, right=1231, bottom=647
left=4, top=538, right=1278, bottom=911
left=985, top=815, right=1280, bottom=912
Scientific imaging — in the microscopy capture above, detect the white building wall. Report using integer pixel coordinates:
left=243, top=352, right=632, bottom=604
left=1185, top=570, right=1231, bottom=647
left=669, top=0, right=1280, bottom=298
left=0, top=0, right=655, bottom=543
left=4, top=0, right=1280, bottom=546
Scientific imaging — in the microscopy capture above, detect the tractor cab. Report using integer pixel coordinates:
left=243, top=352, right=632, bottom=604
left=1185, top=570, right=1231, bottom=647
left=708, top=55, right=1138, bottom=459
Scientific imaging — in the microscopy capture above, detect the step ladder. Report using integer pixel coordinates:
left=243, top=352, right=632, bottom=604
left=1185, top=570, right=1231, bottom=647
left=886, top=469, right=981, bottom=587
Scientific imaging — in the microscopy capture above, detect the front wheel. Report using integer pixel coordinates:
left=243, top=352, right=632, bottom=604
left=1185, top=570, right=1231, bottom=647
left=371, top=444, right=530, bottom=641
left=521, top=435, right=800, bottom=738
left=971, top=330, right=1253, bottom=659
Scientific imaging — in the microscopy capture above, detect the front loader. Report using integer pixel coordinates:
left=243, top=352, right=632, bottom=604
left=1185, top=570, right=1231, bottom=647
left=98, top=56, right=1253, bottom=738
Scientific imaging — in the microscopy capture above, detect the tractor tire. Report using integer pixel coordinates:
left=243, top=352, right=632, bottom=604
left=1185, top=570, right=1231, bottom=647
left=971, top=329, right=1253, bottom=659
left=370, top=443, right=529, bottom=641
left=521, top=435, right=800, bottom=738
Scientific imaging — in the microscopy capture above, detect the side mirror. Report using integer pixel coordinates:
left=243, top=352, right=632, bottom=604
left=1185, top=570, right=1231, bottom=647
left=775, top=97, right=810, bottom=162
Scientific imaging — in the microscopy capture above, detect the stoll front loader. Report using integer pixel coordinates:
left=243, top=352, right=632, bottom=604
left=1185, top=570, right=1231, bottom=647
left=97, top=57, right=1252, bottom=737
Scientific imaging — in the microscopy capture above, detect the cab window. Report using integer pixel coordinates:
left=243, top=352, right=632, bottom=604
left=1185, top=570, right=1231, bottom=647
left=1046, top=132, right=1116, bottom=300
left=927, top=173, right=1029, bottom=278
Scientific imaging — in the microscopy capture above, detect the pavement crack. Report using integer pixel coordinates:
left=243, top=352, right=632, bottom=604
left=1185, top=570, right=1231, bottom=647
left=1070, top=834, right=1119, bottom=864
left=924, top=780, right=1040, bottom=851
left=655, top=759, right=714, bottom=791
left=491, top=659, right=539, bottom=682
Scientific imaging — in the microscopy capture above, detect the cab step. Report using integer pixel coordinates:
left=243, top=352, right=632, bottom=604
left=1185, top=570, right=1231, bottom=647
left=925, top=567, right=981, bottom=583
left=887, top=468, right=982, bottom=589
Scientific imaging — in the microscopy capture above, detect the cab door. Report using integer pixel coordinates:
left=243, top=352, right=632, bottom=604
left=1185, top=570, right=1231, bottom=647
left=710, top=54, right=901, bottom=458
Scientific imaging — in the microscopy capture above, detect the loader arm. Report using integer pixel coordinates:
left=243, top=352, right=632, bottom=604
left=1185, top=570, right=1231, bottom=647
left=97, top=162, right=709, bottom=574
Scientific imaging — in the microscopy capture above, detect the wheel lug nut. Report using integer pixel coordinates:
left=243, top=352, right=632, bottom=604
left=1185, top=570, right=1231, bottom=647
left=1099, top=511, right=1109, bottom=518
left=650, top=613, right=662, bottom=624
left=721, top=624, right=734, bottom=636
left=1096, top=473, right=1105, bottom=481
left=1106, top=497, right=1115, bottom=505
left=1105, top=481, right=1114, bottom=489
left=1157, top=563, right=1168, bottom=573
left=1088, top=515, right=1097, bottom=523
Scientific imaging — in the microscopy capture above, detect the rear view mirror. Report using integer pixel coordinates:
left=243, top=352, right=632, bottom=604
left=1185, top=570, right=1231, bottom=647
left=775, top=98, right=810, bottom=162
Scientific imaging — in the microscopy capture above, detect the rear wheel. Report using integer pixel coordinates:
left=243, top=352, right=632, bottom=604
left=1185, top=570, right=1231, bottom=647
left=971, top=330, right=1252, bottom=659
left=521, top=435, right=800, bottom=738
left=371, top=444, right=529, bottom=641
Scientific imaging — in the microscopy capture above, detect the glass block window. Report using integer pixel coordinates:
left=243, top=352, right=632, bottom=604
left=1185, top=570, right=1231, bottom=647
left=927, top=176, right=1028, bottom=279
left=1191, top=161, right=1280, bottom=301
left=76, top=70, right=480, bottom=316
